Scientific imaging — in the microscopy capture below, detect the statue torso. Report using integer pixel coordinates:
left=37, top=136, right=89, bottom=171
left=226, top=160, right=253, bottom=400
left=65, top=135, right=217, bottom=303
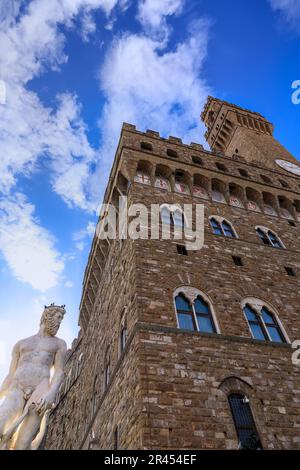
left=12, top=335, right=61, bottom=390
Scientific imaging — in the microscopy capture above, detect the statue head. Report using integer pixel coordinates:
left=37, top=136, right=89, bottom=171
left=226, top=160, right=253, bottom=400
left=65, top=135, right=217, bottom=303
left=40, top=304, right=66, bottom=336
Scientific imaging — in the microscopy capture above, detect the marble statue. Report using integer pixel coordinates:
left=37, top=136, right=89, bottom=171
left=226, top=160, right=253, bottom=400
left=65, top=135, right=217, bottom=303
left=0, top=304, right=67, bottom=450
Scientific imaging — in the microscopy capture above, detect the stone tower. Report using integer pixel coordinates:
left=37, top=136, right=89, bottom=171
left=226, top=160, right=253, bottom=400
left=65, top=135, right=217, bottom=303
left=45, top=97, right=300, bottom=450
left=201, top=96, right=297, bottom=169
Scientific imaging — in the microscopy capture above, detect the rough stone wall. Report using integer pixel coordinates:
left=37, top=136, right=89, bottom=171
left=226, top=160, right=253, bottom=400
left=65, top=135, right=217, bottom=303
left=226, top=126, right=297, bottom=168
left=137, top=327, right=298, bottom=450
left=45, top=120, right=300, bottom=450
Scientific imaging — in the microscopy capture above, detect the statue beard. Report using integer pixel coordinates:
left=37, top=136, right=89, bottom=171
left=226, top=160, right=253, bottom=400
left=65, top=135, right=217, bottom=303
left=44, top=317, right=61, bottom=336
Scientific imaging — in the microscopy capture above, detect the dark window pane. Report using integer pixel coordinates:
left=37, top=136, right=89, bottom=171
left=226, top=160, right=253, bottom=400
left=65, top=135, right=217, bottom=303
left=161, top=208, right=171, bottom=225
left=267, top=326, right=285, bottom=343
left=177, top=245, right=188, bottom=256
left=210, top=218, right=222, bottom=235
left=194, top=297, right=210, bottom=314
left=261, top=308, right=275, bottom=325
left=257, top=229, right=271, bottom=246
left=250, top=323, right=267, bottom=341
left=173, top=211, right=184, bottom=227
left=197, top=315, right=215, bottom=333
left=175, top=295, right=191, bottom=312
left=268, top=231, right=282, bottom=248
left=228, top=394, right=262, bottom=450
left=222, top=222, right=235, bottom=238
left=244, top=306, right=257, bottom=322
left=178, top=313, right=196, bottom=331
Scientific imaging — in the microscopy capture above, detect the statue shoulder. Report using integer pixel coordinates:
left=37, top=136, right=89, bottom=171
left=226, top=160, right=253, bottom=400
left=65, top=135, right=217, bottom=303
left=56, top=337, right=67, bottom=352
left=14, top=335, right=36, bottom=349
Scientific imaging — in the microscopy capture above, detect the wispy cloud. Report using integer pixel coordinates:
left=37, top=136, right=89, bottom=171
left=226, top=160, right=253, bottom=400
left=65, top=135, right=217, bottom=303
left=0, top=0, right=211, bottom=290
left=137, top=0, right=184, bottom=38
left=0, top=0, right=119, bottom=289
left=91, top=17, right=211, bottom=202
left=269, top=0, right=300, bottom=29
left=0, top=194, right=64, bottom=291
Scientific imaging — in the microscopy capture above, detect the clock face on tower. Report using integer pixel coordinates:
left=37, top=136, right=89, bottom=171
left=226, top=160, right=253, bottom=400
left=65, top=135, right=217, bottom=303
left=275, top=159, right=300, bottom=176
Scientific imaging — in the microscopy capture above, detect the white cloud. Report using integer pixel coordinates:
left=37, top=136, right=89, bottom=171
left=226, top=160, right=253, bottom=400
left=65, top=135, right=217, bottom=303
left=0, top=87, right=96, bottom=209
left=0, top=0, right=120, bottom=207
left=0, top=0, right=120, bottom=288
left=81, top=11, right=97, bottom=41
left=73, top=221, right=96, bottom=251
left=137, top=0, right=184, bottom=39
left=92, top=20, right=210, bottom=200
left=0, top=0, right=211, bottom=290
left=269, top=0, right=300, bottom=26
left=0, top=0, right=24, bottom=27
left=0, top=194, right=64, bottom=291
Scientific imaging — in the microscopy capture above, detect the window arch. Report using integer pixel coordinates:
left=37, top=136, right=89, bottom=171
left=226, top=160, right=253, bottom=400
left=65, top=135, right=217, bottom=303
left=154, top=165, right=171, bottom=191
left=229, top=183, right=245, bottom=209
left=174, top=289, right=218, bottom=334
left=210, top=217, right=237, bottom=238
left=160, top=205, right=186, bottom=228
left=228, top=394, right=262, bottom=450
left=242, top=300, right=288, bottom=343
left=262, top=192, right=278, bottom=216
left=193, top=174, right=209, bottom=200
left=174, top=170, right=190, bottom=195
left=256, top=226, right=283, bottom=248
left=134, top=160, right=152, bottom=185
left=211, top=179, right=227, bottom=204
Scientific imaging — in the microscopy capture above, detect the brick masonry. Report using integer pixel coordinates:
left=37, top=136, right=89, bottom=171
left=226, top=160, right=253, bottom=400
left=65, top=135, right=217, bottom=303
left=45, top=97, right=300, bottom=450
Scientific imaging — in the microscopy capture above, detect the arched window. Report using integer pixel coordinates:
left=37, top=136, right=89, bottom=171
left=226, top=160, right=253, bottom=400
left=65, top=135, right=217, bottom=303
left=222, top=221, right=235, bottom=238
left=173, top=209, right=185, bottom=227
left=175, top=170, right=190, bottom=195
left=175, top=294, right=217, bottom=334
left=211, top=179, right=227, bottom=204
left=228, top=394, right=262, bottom=450
left=210, top=218, right=236, bottom=238
left=134, top=171, right=151, bottom=185
left=155, top=176, right=170, bottom=191
left=256, top=227, right=283, bottom=248
left=210, top=218, right=222, bottom=236
left=194, top=296, right=217, bottom=333
left=175, top=295, right=196, bottom=331
left=134, top=160, right=152, bottom=185
left=160, top=206, right=186, bottom=228
left=243, top=304, right=286, bottom=343
left=161, top=206, right=172, bottom=225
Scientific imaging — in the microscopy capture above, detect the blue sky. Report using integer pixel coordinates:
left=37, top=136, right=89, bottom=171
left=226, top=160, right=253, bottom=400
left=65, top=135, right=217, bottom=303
left=0, top=0, right=300, bottom=382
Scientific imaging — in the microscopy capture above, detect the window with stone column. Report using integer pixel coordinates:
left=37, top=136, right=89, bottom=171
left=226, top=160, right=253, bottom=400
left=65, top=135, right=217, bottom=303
left=174, top=287, right=219, bottom=334
left=255, top=226, right=284, bottom=248
left=209, top=216, right=237, bottom=238
left=242, top=298, right=289, bottom=344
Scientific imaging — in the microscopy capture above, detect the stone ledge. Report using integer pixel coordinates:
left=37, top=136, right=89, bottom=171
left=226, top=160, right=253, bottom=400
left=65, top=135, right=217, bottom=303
left=135, top=322, right=292, bottom=350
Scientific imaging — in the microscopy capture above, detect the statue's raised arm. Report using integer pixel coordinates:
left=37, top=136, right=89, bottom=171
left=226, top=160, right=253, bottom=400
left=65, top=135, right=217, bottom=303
left=0, top=304, right=67, bottom=450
